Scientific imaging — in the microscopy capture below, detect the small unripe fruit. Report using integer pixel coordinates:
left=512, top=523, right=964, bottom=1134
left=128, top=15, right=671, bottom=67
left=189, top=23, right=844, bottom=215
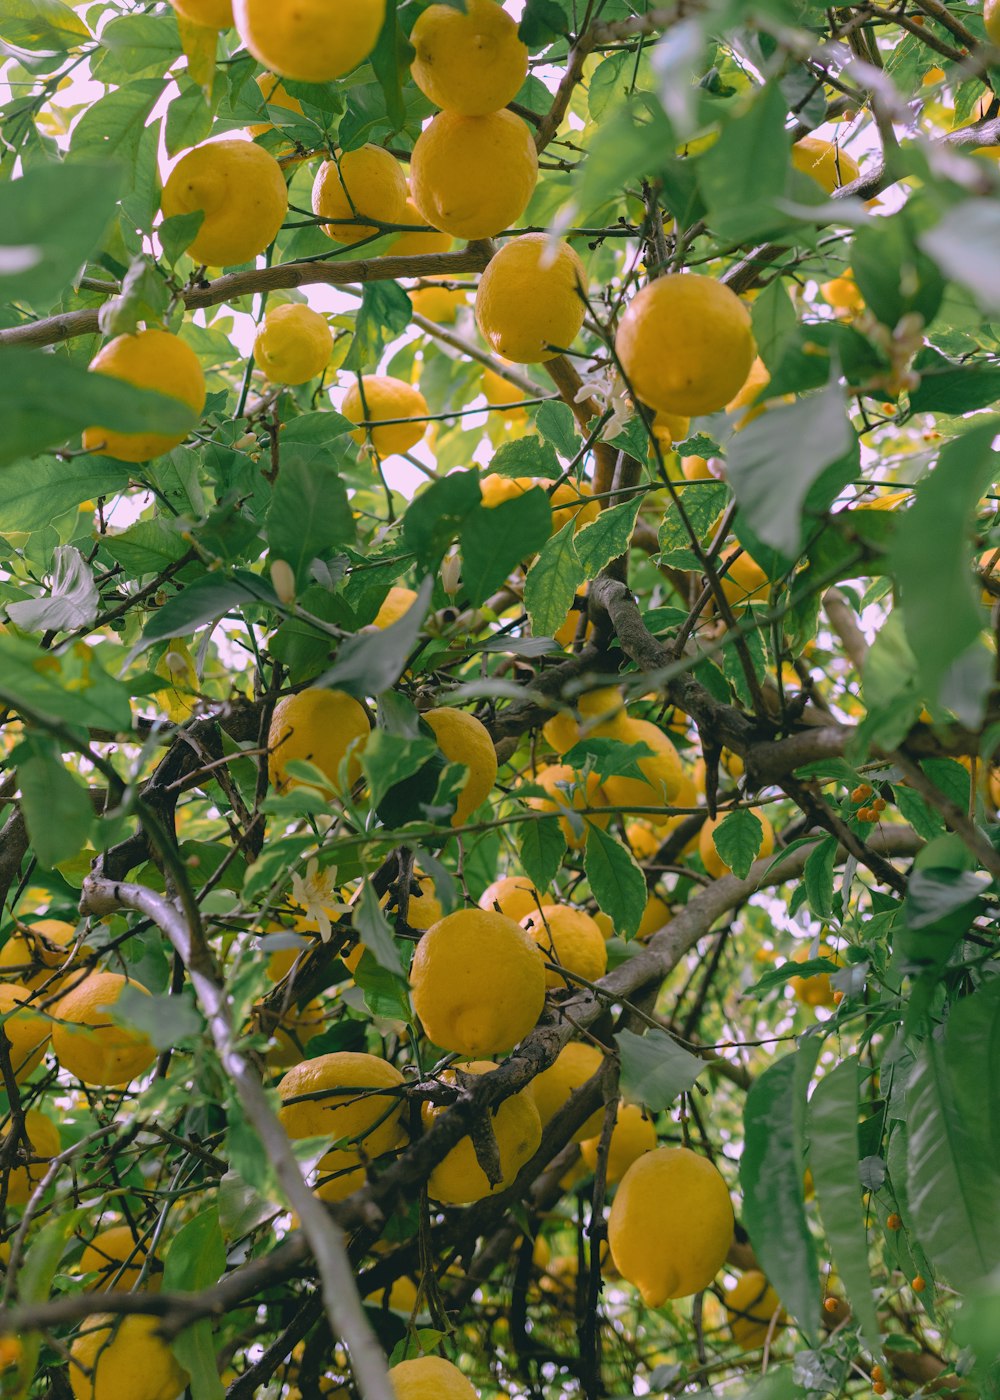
left=886, top=1212, right=902, bottom=1230
left=873, top=1383, right=887, bottom=1395
left=270, top=559, right=296, bottom=605
left=912, top=1275, right=926, bottom=1293
left=823, top=1297, right=839, bottom=1314
left=851, top=784, right=873, bottom=803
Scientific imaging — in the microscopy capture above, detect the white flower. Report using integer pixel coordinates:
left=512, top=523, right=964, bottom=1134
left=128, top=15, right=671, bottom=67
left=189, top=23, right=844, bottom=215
left=574, top=367, right=634, bottom=442
left=289, top=858, right=350, bottom=942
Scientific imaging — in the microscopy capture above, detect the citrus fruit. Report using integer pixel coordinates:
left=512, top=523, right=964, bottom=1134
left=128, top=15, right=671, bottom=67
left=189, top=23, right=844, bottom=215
left=478, top=875, right=544, bottom=922
left=388, top=1355, right=479, bottom=1400
left=683, top=454, right=716, bottom=480
left=790, top=944, right=840, bottom=1008
left=424, top=1061, right=541, bottom=1204
left=423, top=707, right=498, bottom=826
left=4, top=1109, right=60, bottom=1207
left=170, top=0, right=231, bottom=28
left=387, top=873, right=442, bottom=930
left=253, top=303, right=332, bottom=384
left=625, top=820, right=660, bottom=860
left=528, top=1041, right=605, bottom=1141
left=314, top=1147, right=367, bottom=1203
left=68, top=1314, right=188, bottom=1400
left=410, top=283, right=467, bottom=323
left=342, top=375, right=429, bottom=456
left=554, top=588, right=593, bottom=649
left=615, top=274, right=756, bottom=417
left=607, top=1145, right=734, bottom=1305
left=77, top=1225, right=151, bottom=1292
left=725, top=1270, right=785, bottom=1348
left=161, top=138, right=288, bottom=267
left=51, top=972, right=156, bottom=1087
left=409, top=908, right=546, bottom=1057
left=475, top=234, right=587, bottom=363
left=372, top=585, right=418, bottom=628
left=600, top=717, right=684, bottom=822
left=541, top=686, right=627, bottom=755
left=636, top=892, right=672, bottom=941
left=0, top=982, right=49, bottom=1082
left=387, top=197, right=452, bottom=256
left=232, top=0, right=386, bottom=82
left=792, top=135, right=860, bottom=192
left=699, top=807, right=774, bottom=879
left=820, top=272, right=864, bottom=314
left=483, top=363, right=527, bottom=420
left=368, top=1274, right=420, bottom=1312
left=248, top=71, right=304, bottom=136
left=261, top=996, right=326, bottom=1067
left=526, top=764, right=608, bottom=848
left=410, top=0, right=529, bottom=115
left=311, top=145, right=407, bottom=245
left=580, top=1101, right=657, bottom=1182
left=653, top=411, right=690, bottom=448
left=267, top=688, right=370, bottom=795
left=718, top=545, right=769, bottom=607
left=480, top=472, right=533, bottom=508
left=521, top=905, right=608, bottom=989
left=0, top=918, right=77, bottom=989
left=986, top=0, right=1000, bottom=44
left=410, top=109, right=538, bottom=240
left=549, top=479, right=600, bottom=533
left=276, top=1051, right=406, bottom=1152
left=83, top=329, right=206, bottom=464
left=726, top=355, right=773, bottom=427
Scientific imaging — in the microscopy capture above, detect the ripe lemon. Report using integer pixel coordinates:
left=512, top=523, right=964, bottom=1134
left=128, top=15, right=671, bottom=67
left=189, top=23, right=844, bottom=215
left=478, top=875, right=544, bottom=922
left=653, top=411, right=690, bottom=448
left=683, top=454, right=717, bottom=481
left=254, top=303, right=332, bottom=384
left=526, top=764, right=608, bottom=848
left=410, top=908, right=546, bottom=1057
left=387, top=873, right=442, bottom=930
left=521, top=905, right=608, bottom=989
left=388, top=1356, right=479, bottom=1400
left=476, top=234, right=587, bottom=363
left=615, top=274, right=756, bottom=417
left=372, top=586, right=418, bottom=628
left=312, top=145, right=407, bottom=245
left=699, top=808, right=774, bottom=879
left=482, top=363, right=527, bottom=420
left=986, top=0, right=1000, bottom=44
left=4, top=1109, right=60, bottom=1207
left=423, top=707, right=498, bottom=826
left=342, top=375, right=429, bottom=457
left=261, top=996, right=326, bottom=1068
left=600, top=717, right=684, bottom=822
left=725, top=1270, right=786, bottom=1349
left=424, top=1061, right=541, bottom=1204
left=528, top=1041, right=605, bottom=1141
left=820, top=272, right=864, bottom=315
left=542, top=686, right=627, bottom=755
left=267, top=688, right=370, bottom=795
left=232, top=0, right=385, bottom=82
left=410, top=283, right=467, bottom=323
left=387, top=197, right=453, bottom=256
left=726, top=355, right=774, bottom=428
left=554, top=587, right=592, bottom=649
left=549, top=479, right=600, bottom=533
left=0, top=982, right=49, bottom=1082
left=580, top=1101, right=657, bottom=1182
left=625, top=820, right=660, bottom=860
left=607, top=1145, right=734, bottom=1305
left=170, top=0, right=231, bottom=28
left=161, top=138, right=288, bottom=267
left=277, top=1051, right=406, bottom=1152
left=790, top=944, right=840, bottom=1008
left=0, top=918, right=77, bottom=989
left=410, top=109, right=538, bottom=240
left=718, top=545, right=769, bottom=607
left=410, top=0, right=529, bottom=116
left=68, top=1314, right=189, bottom=1400
left=83, top=329, right=206, bottom=464
left=480, top=472, right=532, bottom=508
left=314, top=1147, right=367, bottom=1203
left=792, top=135, right=860, bottom=193
left=247, top=72, right=303, bottom=136
left=52, top=972, right=156, bottom=1087
left=77, top=1225, right=151, bottom=1293
left=636, top=892, right=672, bottom=941
left=369, top=1274, right=420, bottom=1312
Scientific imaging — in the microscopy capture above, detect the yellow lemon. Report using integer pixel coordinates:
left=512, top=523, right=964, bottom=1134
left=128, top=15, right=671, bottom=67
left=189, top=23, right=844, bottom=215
left=615, top=274, right=756, bottom=417
left=476, top=234, right=587, bottom=363
left=521, top=905, right=608, bottom=989
left=342, top=375, right=429, bottom=456
left=554, top=587, right=593, bottom=649
left=388, top=1356, right=479, bottom=1400
left=248, top=71, right=303, bottom=136
left=549, top=479, right=600, bottom=533
left=653, top=411, right=690, bottom=449
left=600, top=717, right=684, bottom=823
left=51, top=972, right=156, bottom=1087
left=410, top=283, right=467, bottom=323
left=607, top=1146, right=734, bottom=1305
left=683, top=454, right=716, bottom=481
left=277, top=1051, right=406, bottom=1151
left=424, top=1061, right=541, bottom=1204
left=232, top=0, right=385, bottom=82
left=541, top=686, right=627, bottom=754
left=311, top=145, right=407, bottom=245
left=77, top=1226, right=152, bottom=1293
left=636, top=892, right=671, bottom=941
left=373, top=586, right=418, bottom=628
left=699, top=808, right=774, bottom=879
left=390, top=873, right=442, bottom=931
left=410, top=0, right=529, bottom=115
left=409, top=908, right=546, bottom=1058
left=0, top=918, right=76, bottom=990
left=820, top=272, right=864, bottom=315
left=314, top=1147, right=367, bottom=1203
left=478, top=875, right=544, bottom=922
left=161, top=138, right=288, bottom=267
left=268, top=688, right=370, bottom=795
left=580, top=1101, right=657, bottom=1182
left=790, top=944, right=840, bottom=1008
left=726, top=355, right=773, bottom=427
left=368, top=1274, right=421, bottom=1312
left=83, top=329, right=206, bottom=464
left=0, top=983, right=49, bottom=1082
left=986, top=0, right=1000, bottom=44
left=170, top=0, right=232, bottom=27
left=3, top=1109, right=60, bottom=1207
left=480, top=472, right=533, bottom=508
left=625, top=821, right=660, bottom=861
left=792, top=135, right=860, bottom=193
left=261, top=996, right=326, bottom=1068
left=410, top=109, right=538, bottom=240
left=725, top=1270, right=786, bottom=1349
left=155, top=640, right=198, bottom=722
left=718, top=545, right=769, bottom=607
left=526, top=764, right=608, bottom=848
left=529, top=1041, right=605, bottom=1141
left=254, top=303, right=332, bottom=384
left=423, top=707, right=498, bottom=826
left=68, top=1315, right=188, bottom=1400
left=387, top=197, right=453, bottom=256
left=482, top=363, right=527, bottom=420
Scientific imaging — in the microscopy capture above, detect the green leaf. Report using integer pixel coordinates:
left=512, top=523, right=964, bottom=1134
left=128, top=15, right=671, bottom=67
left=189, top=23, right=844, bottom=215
left=584, top=824, right=646, bottom=940
left=69, top=77, right=166, bottom=168
left=0, top=631, right=133, bottom=731
left=574, top=496, right=643, bottom=578
left=0, top=0, right=88, bottom=51
left=362, top=729, right=437, bottom=809
left=403, top=470, right=481, bottom=570
left=751, top=274, right=799, bottom=373
left=104, top=519, right=189, bottom=576
left=908, top=346, right=1000, bottom=414
left=658, top=482, right=728, bottom=565
left=353, top=951, right=413, bottom=1022
left=6, top=545, right=98, bottom=634
left=518, top=0, right=570, bottom=45
left=699, top=82, right=792, bottom=241
left=712, top=808, right=763, bottom=881
left=517, top=817, right=566, bottom=893
left=318, top=574, right=433, bottom=699
left=17, top=743, right=94, bottom=867
left=524, top=519, right=583, bottom=638
left=115, top=985, right=203, bottom=1050
left=803, top=835, right=838, bottom=921
left=11, top=1208, right=86, bottom=1397
left=488, top=435, right=562, bottom=481
left=615, top=1027, right=705, bottom=1111
left=919, top=200, right=1000, bottom=315
left=345, top=281, right=412, bottom=370
left=459, top=488, right=552, bottom=605
left=851, top=216, right=944, bottom=329
left=162, top=1208, right=227, bottom=1400
left=354, top=880, right=406, bottom=978
left=267, top=459, right=354, bottom=588
left=0, top=456, right=130, bottom=534
left=369, top=0, right=408, bottom=132
left=137, top=571, right=277, bottom=651
left=0, top=162, right=117, bottom=307
left=535, top=400, right=579, bottom=459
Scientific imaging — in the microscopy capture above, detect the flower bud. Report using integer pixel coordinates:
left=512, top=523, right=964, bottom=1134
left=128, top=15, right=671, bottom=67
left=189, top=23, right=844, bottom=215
left=440, top=550, right=461, bottom=597
left=270, top=558, right=296, bottom=606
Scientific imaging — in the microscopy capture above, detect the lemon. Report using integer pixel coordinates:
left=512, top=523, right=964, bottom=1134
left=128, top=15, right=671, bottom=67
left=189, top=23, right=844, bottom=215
left=625, top=821, right=660, bottom=860
left=267, top=688, right=371, bottom=795
left=410, top=908, right=546, bottom=1057
left=68, top=1315, right=189, bottom=1400
left=170, top=0, right=232, bottom=26
left=161, top=138, right=288, bottom=267
left=52, top=972, right=156, bottom=1087
left=699, top=808, right=774, bottom=879
left=683, top=454, right=716, bottom=481
left=247, top=72, right=304, bottom=136
left=410, top=109, right=538, bottom=240
left=388, top=1356, right=479, bottom=1400
left=387, top=197, right=453, bottom=256
left=77, top=1226, right=151, bottom=1293
left=254, top=303, right=332, bottom=385
left=232, top=0, right=385, bottom=82
left=312, top=145, right=407, bottom=245
left=653, top=411, right=691, bottom=449
left=368, top=1273, right=420, bottom=1312
left=526, top=764, right=608, bottom=848
left=342, top=375, right=429, bottom=457
left=615, top=274, right=756, bottom=417
left=607, top=1145, right=734, bottom=1305
left=528, top=1041, right=605, bottom=1141
left=725, top=355, right=774, bottom=429
left=791, top=135, right=860, bottom=193
left=4, top=1109, right=60, bottom=1207
left=636, top=892, right=671, bottom=941
left=410, top=283, right=467, bottom=323
left=476, top=235, right=586, bottom=363
left=542, top=686, right=627, bottom=755
left=790, top=944, right=840, bottom=1008
left=410, top=0, right=529, bottom=115
left=480, top=472, right=533, bottom=508
left=521, top=905, right=608, bottom=989
left=261, top=996, right=326, bottom=1068
left=482, top=363, right=527, bottom=420
left=277, top=1051, right=406, bottom=1152
left=0, top=982, right=49, bottom=1082
left=423, top=707, right=498, bottom=826
left=554, top=588, right=593, bottom=649
left=986, top=0, right=1000, bottom=44
left=820, top=272, right=864, bottom=315
left=549, top=479, right=600, bottom=533
left=580, top=1101, right=657, bottom=1182
left=600, top=717, right=684, bottom=823
left=388, top=873, right=442, bottom=930
left=725, top=1270, right=785, bottom=1349
left=718, top=545, right=769, bottom=607
left=373, top=586, right=418, bottom=628
left=314, top=1147, right=367, bottom=1203
left=155, top=640, right=198, bottom=721
left=83, top=329, right=206, bottom=464
left=0, top=918, right=76, bottom=990
left=424, top=1061, right=541, bottom=1204
left=478, top=875, right=544, bottom=922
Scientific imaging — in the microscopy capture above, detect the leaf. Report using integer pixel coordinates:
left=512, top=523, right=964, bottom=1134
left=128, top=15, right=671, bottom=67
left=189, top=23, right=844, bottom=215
left=908, top=347, right=1000, bottom=414
left=104, top=519, right=189, bottom=576
left=0, top=456, right=130, bottom=533
left=712, top=808, right=763, bottom=881
left=345, top=281, right=412, bottom=370
left=136, top=571, right=277, bottom=652
left=751, top=274, right=799, bottom=373
left=267, top=459, right=354, bottom=588
left=459, top=488, right=552, bottom=605
left=584, top=824, right=647, bottom=940
left=803, top=835, right=838, bottom=921
left=0, top=162, right=118, bottom=307
left=517, top=817, right=566, bottom=893
left=518, top=0, right=570, bottom=45
left=6, top=545, right=99, bottom=633
left=851, top=216, right=944, bottom=329
left=69, top=77, right=165, bottom=167
left=353, top=952, right=413, bottom=1022
left=354, top=880, right=406, bottom=978
left=362, top=729, right=437, bottom=809
left=318, top=574, right=433, bottom=698
left=615, top=1027, right=705, bottom=1111
left=658, top=481, right=728, bottom=565
left=574, top=496, right=643, bottom=578
left=535, top=400, right=579, bottom=459
left=523, top=519, right=583, bottom=638
left=369, top=0, right=408, bottom=132
left=162, top=1208, right=227, bottom=1400
left=488, top=435, right=562, bottom=481
left=17, top=743, right=94, bottom=867
left=0, top=631, right=132, bottom=731
left=115, top=985, right=203, bottom=1049
left=918, top=200, right=1000, bottom=315
left=0, top=0, right=88, bottom=52
left=403, top=470, right=481, bottom=570
left=741, top=1045, right=822, bottom=1343
left=699, top=82, right=793, bottom=241
left=11, top=1209, right=86, bottom=1400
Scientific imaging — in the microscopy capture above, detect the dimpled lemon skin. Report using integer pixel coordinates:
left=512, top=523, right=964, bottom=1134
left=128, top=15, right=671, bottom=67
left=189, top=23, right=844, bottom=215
left=478, top=875, right=543, bottom=923
left=83, top=330, right=206, bottom=464
left=52, top=972, right=156, bottom=1087
left=254, top=303, right=332, bottom=385
left=277, top=1051, right=406, bottom=1153
left=342, top=375, right=429, bottom=457
left=233, top=0, right=385, bottom=82
left=69, top=1314, right=189, bottom=1400
left=0, top=918, right=76, bottom=989
left=3, top=1109, right=59, bottom=1207
left=312, top=145, right=407, bottom=245
left=0, top=982, right=49, bottom=1081
left=387, top=197, right=452, bottom=256
left=580, top=1101, right=657, bottom=1183
left=615, top=274, right=756, bottom=418
left=423, top=708, right=498, bottom=826
left=476, top=235, right=587, bottom=363
left=601, top=717, right=684, bottom=825
left=410, top=109, right=538, bottom=240
left=425, top=1061, right=542, bottom=1204
left=608, top=1145, right=734, bottom=1306
left=162, top=138, right=288, bottom=268
left=267, top=688, right=371, bottom=795
left=529, top=1042, right=605, bottom=1141
left=791, top=136, right=860, bottom=193
left=411, top=0, right=529, bottom=116
left=410, top=909, right=546, bottom=1058
left=171, top=0, right=232, bottom=28
left=521, top=905, right=608, bottom=990
left=78, top=1225, right=150, bottom=1293
left=388, top=1356, right=479, bottom=1400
